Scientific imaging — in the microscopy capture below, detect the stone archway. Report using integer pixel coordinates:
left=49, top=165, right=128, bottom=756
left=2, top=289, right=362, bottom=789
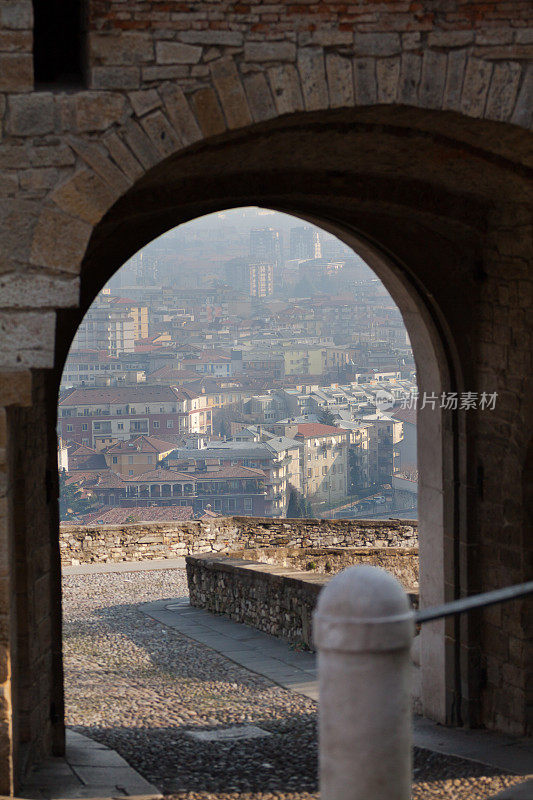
left=1, top=19, right=532, bottom=791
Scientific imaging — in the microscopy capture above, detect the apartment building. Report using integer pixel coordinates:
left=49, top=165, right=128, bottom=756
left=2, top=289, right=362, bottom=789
left=103, top=435, right=177, bottom=477
left=58, top=385, right=212, bottom=448
left=90, top=465, right=268, bottom=517
left=283, top=345, right=349, bottom=376
left=249, top=262, right=274, bottom=298
left=165, top=432, right=301, bottom=517
left=294, top=423, right=349, bottom=505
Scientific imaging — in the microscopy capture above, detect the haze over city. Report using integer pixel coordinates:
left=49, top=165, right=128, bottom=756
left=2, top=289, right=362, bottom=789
left=59, top=208, right=418, bottom=526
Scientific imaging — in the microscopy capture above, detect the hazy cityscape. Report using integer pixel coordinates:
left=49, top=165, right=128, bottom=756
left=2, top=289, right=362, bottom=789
left=59, top=208, right=418, bottom=525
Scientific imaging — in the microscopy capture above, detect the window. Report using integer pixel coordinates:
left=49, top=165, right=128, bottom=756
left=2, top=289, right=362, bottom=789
left=145, top=406, right=150, bottom=412
left=130, top=407, right=136, bottom=414
left=82, top=423, right=88, bottom=431
left=322, top=466, right=327, bottom=475
left=307, top=468, right=312, bottom=478
left=112, top=457, right=118, bottom=464
left=167, top=420, right=173, bottom=428
left=147, top=455, right=153, bottom=464
left=128, top=470, right=134, bottom=476
left=128, top=456, right=133, bottom=464
left=153, top=421, right=159, bottom=429
left=244, top=498, right=252, bottom=511
left=117, top=423, right=124, bottom=430
left=66, top=424, right=73, bottom=432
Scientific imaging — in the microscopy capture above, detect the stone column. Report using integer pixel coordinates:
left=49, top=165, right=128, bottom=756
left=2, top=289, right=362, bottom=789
left=313, top=565, right=414, bottom=800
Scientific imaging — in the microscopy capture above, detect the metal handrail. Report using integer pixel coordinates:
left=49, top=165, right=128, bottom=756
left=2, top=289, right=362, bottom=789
left=415, top=581, right=533, bottom=624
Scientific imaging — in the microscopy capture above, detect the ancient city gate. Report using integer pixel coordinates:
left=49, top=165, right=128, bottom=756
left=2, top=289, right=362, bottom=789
left=0, top=1, right=532, bottom=792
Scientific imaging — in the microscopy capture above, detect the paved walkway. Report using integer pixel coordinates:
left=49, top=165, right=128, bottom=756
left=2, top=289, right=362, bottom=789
left=19, top=729, right=161, bottom=799
left=140, top=595, right=533, bottom=777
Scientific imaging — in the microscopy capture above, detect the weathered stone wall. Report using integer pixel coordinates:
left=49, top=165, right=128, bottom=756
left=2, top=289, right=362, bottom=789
left=59, top=517, right=418, bottom=565
left=186, top=547, right=419, bottom=648
left=227, top=545, right=419, bottom=588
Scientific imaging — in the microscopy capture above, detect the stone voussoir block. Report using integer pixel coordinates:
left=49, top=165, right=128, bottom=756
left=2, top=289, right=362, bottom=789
left=210, top=56, right=252, bottom=129
left=159, top=82, right=202, bottom=146
left=189, top=86, right=227, bottom=138
left=243, top=71, right=277, bottom=123
left=30, top=205, right=91, bottom=273
left=326, top=53, right=354, bottom=109
left=50, top=167, right=118, bottom=226
left=67, top=137, right=131, bottom=193
left=139, top=110, right=181, bottom=158
left=298, top=47, right=328, bottom=112
left=267, top=63, right=304, bottom=115
left=74, top=92, right=128, bottom=133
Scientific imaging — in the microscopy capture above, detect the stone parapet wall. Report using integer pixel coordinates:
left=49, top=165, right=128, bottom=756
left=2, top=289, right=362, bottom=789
left=186, top=547, right=419, bottom=649
left=227, top=545, right=419, bottom=589
left=59, top=517, right=418, bottom=565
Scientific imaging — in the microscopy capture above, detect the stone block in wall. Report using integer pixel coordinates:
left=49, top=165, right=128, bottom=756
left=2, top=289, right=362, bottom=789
left=91, top=67, right=140, bottom=91
left=0, top=53, right=32, bottom=92
left=90, top=33, right=154, bottom=65
left=0, top=274, right=79, bottom=309
left=245, top=41, right=296, bottom=62
left=156, top=41, right=202, bottom=65
left=353, top=32, right=401, bottom=57
left=6, top=94, right=54, bottom=136
left=0, top=310, right=56, bottom=368
left=0, top=1, right=32, bottom=30
left=179, top=30, right=243, bottom=47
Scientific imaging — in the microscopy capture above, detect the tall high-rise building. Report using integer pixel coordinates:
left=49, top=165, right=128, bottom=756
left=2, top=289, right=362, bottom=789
left=224, top=257, right=249, bottom=289
left=250, top=227, right=282, bottom=267
left=290, top=226, right=322, bottom=260
left=249, top=262, right=274, bottom=298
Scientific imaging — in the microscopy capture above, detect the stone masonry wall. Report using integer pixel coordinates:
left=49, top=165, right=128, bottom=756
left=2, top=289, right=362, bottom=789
left=186, top=547, right=419, bottom=648
left=59, top=517, right=418, bottom=565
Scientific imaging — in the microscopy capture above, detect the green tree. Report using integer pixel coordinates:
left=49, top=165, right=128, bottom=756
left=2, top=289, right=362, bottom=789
left=59, top=471, right=98, bottom=521
left=286, top=486, right=308, bottom=518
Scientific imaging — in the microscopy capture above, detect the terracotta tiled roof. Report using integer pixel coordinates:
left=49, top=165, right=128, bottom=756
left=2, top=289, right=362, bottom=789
left=391, top=406, right=417, bottom=426
left=296, top=423, right=347, bottom=437
left=58, top=385, right=182, bottom=406
left=81, top=505, right=194, bottom=524
left=104, top=435, right=177, bottom=455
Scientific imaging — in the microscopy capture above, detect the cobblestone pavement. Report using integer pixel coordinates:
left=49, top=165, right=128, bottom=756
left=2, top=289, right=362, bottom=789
left=63, top=570, right=529, bottom=799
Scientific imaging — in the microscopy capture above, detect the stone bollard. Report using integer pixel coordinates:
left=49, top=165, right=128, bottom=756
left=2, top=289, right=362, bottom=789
left=313, top=564, right=415, bottom=800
